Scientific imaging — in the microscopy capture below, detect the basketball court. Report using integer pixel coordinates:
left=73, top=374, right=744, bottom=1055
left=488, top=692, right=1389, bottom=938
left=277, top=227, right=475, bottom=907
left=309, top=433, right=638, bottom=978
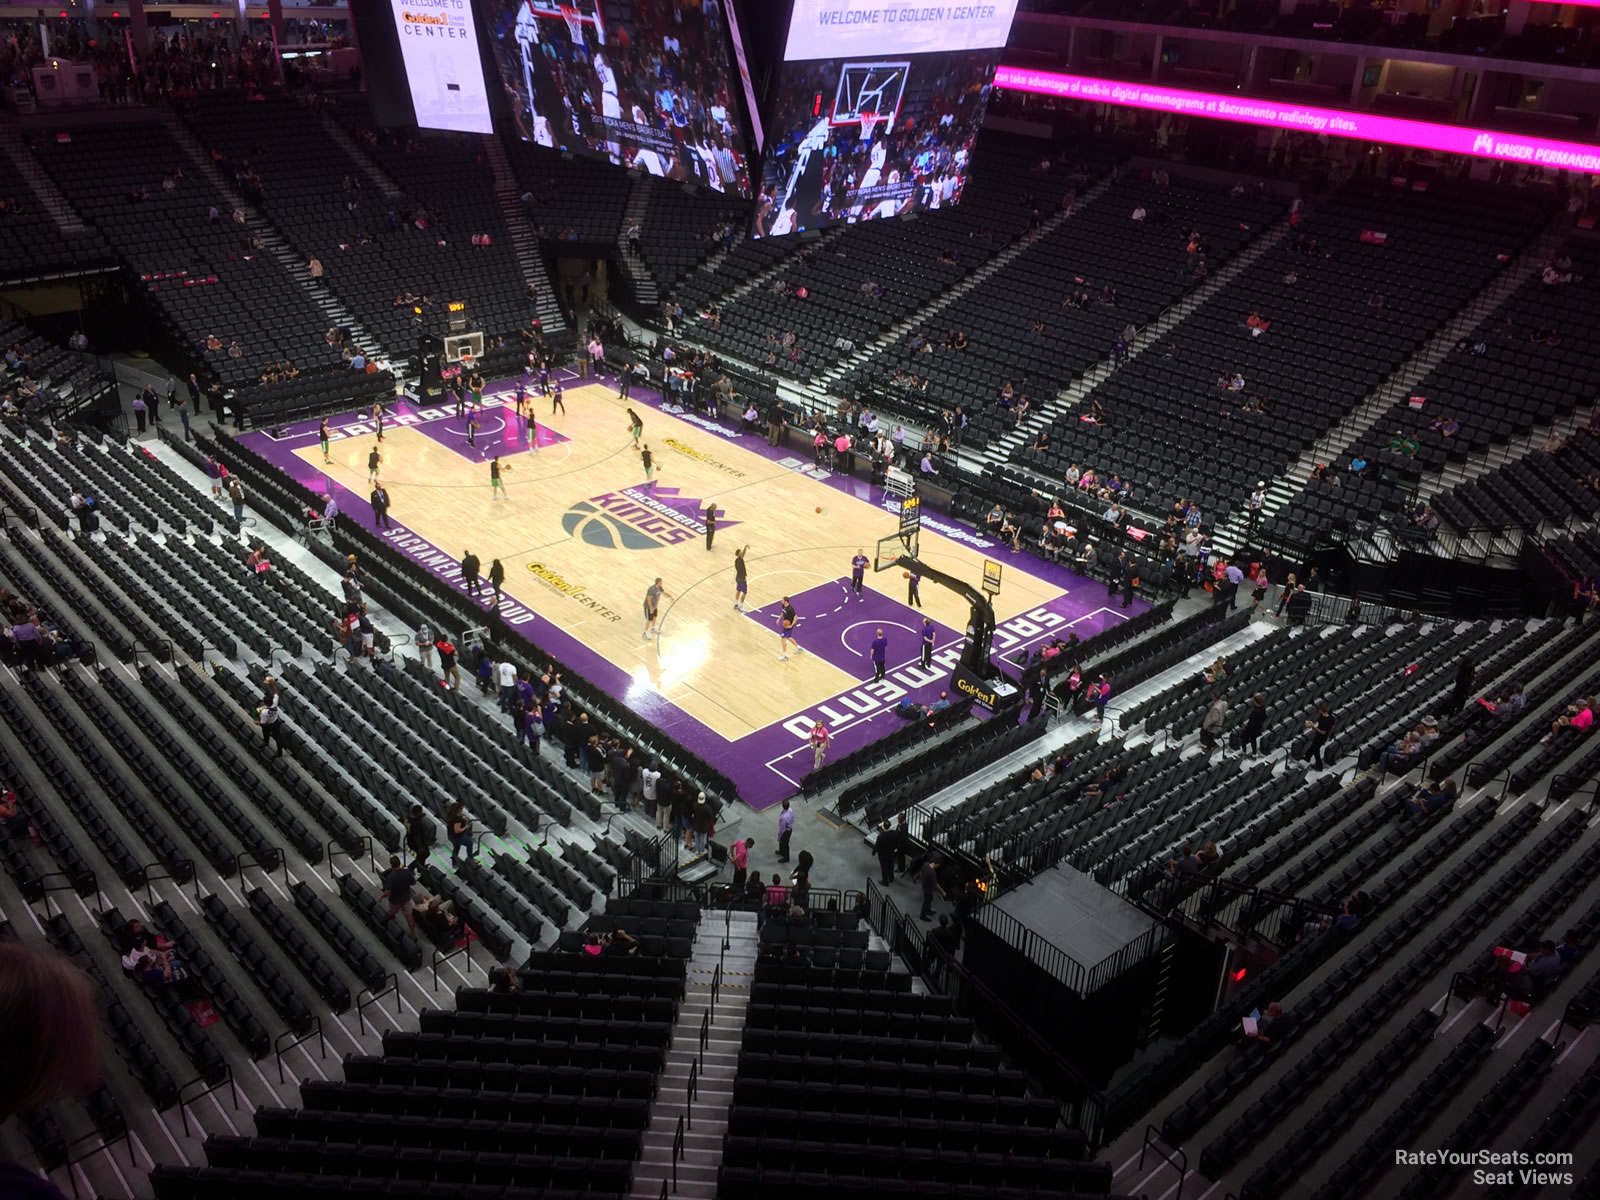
left=240, top=370, right=1145, bottom=808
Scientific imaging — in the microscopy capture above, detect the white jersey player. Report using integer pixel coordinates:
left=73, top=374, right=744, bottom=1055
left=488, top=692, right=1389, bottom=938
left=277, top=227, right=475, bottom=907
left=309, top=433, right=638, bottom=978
left=595, top=52, right=621, bottom=119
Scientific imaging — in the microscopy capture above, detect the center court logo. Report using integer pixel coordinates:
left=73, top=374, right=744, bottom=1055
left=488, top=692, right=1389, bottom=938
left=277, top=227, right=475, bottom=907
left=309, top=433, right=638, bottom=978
left=561, top=483, right=740, bottom=550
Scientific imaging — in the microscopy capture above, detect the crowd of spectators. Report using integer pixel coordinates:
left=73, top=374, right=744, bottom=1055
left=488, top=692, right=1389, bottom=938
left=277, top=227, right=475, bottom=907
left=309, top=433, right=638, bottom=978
left=1, top=586, right=78, bottom=670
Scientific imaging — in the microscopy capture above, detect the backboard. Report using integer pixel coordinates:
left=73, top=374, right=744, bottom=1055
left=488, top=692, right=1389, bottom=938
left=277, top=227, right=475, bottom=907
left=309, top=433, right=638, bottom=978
left=831, top=60, right=910, bottom=131
left=444, top=332, right=484, bottom=363
left=875, top=528, right=918, bottom=572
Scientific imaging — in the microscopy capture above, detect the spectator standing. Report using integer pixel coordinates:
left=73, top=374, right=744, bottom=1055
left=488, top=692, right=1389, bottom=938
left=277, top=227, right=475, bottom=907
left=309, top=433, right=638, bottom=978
left=446, top=802, right=474, bottom=866
left=1305, top=701, right=1336, bottom=768
left=1200, top=693, right=1228, bottom=751
left=379, top=855, right=418, bottom=940
left=876, top=823, right=897, bottom=884
left=777, top=798, right=795, bottom=863
left=920, top=856, right=945, bottom=921
left=496, top=657, right=517, bottom=713
left=609, top=744, right=633, bottom=811
left=1239, top=694, right=1267, bottom=754
left=228, top=477, right=245, bottom=524
left=461, top=551, right=481, bottom=596
left=730, top=837, right=750, bottom=895
left=404, top=803, right=435, bottom=873
left=1447, top=655, right=1476, bottom=715
left=256, top=691, right=284, bottom=756
left=371, top=484, right=391, bottom=530
left=690, top=792, right=714, bottom=855
left=640, top=759, right=661, bottom=817
left=808, top=720, right=830, bottom=770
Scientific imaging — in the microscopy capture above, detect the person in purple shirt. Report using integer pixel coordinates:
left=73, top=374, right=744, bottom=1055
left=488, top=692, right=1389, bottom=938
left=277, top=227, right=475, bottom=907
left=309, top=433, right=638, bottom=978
left=10, top=615, right=40, bottom=671
left=870, top=628, right=888, bottom=682
left=850, top=550, right=869, bottom=599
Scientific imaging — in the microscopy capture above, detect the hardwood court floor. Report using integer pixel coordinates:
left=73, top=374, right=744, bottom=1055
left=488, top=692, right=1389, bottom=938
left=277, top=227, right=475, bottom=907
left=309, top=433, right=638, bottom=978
left=302, top=383, right=1070, bottom=741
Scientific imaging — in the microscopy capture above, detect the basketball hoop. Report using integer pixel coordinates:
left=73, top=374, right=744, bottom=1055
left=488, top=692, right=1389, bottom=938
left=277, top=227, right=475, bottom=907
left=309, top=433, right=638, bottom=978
left=559, top=5, right=586, bottom=43
left=858, top=112, right=884, bottom=142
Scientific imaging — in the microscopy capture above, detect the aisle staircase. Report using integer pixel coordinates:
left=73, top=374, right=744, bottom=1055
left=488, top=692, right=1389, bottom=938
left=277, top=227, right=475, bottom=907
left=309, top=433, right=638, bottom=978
left=1208, top=222, right=1568, bottom=558
left=976, top=214, right=1295, bottom=473
left=482, top=134, right=568, bottom=335
left=0, top=123, right=87, bottom=234
left=318, top=114, right=404, bottom=201
left=630, top=909, right=758, bottom=1199
left=159, top=111, right=386, bottom=366
left=812, top=175, right=1116, bottom=398
left=617, top=175, right=659, bottom=311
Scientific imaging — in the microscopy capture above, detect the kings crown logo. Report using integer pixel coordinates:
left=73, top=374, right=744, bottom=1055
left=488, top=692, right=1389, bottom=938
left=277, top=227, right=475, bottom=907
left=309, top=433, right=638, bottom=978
left=562, top=483, right=738, bottom=551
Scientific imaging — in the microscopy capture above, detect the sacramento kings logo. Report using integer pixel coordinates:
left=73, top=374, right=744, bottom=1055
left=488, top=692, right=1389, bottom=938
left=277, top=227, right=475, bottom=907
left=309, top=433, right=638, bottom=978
left=561, top=500, right=662, bottom=550
left=562, top=484, right=738, bottom=552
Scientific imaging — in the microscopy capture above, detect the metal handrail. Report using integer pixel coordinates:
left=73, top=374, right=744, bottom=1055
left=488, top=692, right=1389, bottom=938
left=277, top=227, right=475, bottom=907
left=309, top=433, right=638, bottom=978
left=686, top=1058, right=698, bottom=1131
left=1139, top=1125, right=1188, bottom=1198
left=698, top=1008, right=709, bottom=1073
left=326, top=834, right=377, bottom=884
left=61, top=1128, right=134, bottom=1199
left=140, top=859, right=198, bottom=907
left=133, top=639, right=173, bottom=666
left=27, top=870, right=102, bottom=910
left=273, top=1017, right=326, bottom=1085
left=232, top=847, right=288, bottom=890
left=669, top=1113, right=685, bottom=1193
left=177, top=1066, right=238, bottom=1137
left=356, top=973, right=400, bottom=1037
left=431, top=938, right=475, bottom=992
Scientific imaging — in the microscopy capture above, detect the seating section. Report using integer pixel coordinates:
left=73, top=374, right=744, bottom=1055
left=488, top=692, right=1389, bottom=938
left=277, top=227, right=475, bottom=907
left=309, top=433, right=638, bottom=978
left=508, top=144, right=632, bottom=246
left=31, top=123, right=338, bottom=394
left=1271, top=240, right=1600, bottom=549
left=853, top=170, right=1279, bottom=447
left=186, top=94, right=528, bottom=359
left=688, top=137, right=1113, bottom=382
left=635, top=177, right=742, bottom=296
left=150, top=954, right=684, bottom=1199
left=0, top=315, right=117, bottom=421
left=722, top=957, right=1112, bottom=1197
left=1024, top=179, right=1552, bottom=527
left=0, top=147, right=111, bottom=281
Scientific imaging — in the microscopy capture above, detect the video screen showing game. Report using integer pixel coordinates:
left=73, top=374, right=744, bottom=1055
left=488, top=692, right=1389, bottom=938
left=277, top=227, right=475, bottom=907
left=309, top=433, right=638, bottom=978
left=751, top=49, right=997, bottom=237
left=487, top=0, right=754, bottom=197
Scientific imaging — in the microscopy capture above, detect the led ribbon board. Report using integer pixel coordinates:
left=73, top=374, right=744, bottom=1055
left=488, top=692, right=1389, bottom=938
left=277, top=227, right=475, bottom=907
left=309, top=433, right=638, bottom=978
left=994, top=67, right=1600, bottom=175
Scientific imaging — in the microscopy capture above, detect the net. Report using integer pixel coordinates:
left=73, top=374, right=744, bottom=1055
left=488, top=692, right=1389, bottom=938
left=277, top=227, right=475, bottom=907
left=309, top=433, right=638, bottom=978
left=559, top=5, right=586, bottom=43
left=858, top=112, right=885, bottom=142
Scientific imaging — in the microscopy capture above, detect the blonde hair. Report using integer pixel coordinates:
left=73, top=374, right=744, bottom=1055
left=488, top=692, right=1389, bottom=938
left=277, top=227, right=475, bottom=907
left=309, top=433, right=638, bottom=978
left=0, top=944, right=100, bottom=1119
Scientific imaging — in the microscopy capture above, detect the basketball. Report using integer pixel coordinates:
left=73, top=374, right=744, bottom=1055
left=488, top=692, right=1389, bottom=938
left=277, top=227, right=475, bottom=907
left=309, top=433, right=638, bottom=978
left=902, top=571, right=910, bottom=578
left=815, top=506, right=822, bottom=513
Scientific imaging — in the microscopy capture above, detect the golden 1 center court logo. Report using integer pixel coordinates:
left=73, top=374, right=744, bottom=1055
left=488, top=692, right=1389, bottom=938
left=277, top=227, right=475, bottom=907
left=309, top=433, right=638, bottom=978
left=561, top=483, right=738, bottom=551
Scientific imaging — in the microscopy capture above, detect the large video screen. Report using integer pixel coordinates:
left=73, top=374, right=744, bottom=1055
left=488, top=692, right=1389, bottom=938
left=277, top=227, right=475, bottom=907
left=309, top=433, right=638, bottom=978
left=389, top=0, right=494, bottom=133
left=488, top=0, right=755, bottom=196
left=752, top=49, right=998, bottom=237
left=753, top=0, right=1018, bottom=237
